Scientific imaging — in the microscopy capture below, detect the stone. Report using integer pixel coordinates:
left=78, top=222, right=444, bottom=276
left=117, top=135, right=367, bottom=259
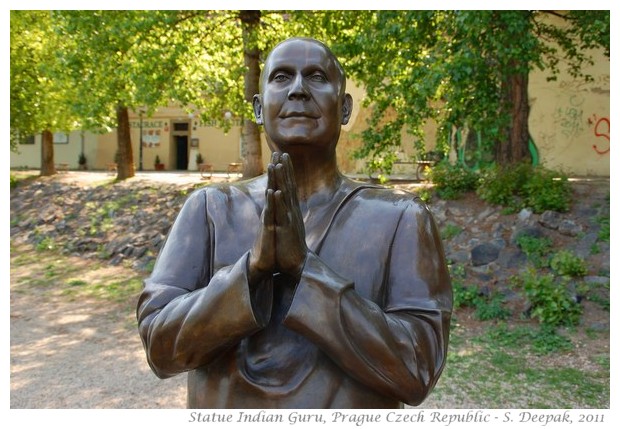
left=445, top=250, right=469, bottom=264
left=558, top=219, right=583, bottom=237
left=539, top=210, right=562, bottom=230
left=471, top=242, right=501, bottom=266
left=510, top=225, right=545, bottom=244
left=518, top=208, right=533, bottom=222
left=496, top=248, right=527, bottom=269
left=583, top=276, right=610, bottom=286
left=570, top=232, right=599, bottom=259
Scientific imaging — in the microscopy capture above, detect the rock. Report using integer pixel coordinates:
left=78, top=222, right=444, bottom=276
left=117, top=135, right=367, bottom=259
left=511, top=225, right=545, bottom=244
left=558, top=219, right=583, bottom=237
left=496, top=248, right=527, bottom=269
left=471, top=242, right=501, bottom=266
left=570, top=232, right=599, bottom=259
left=446, top=250, right=469, bottom=264
left=539, top=210, right=562, bottom=230
left=583, top=276, right=610, bottom=286
left=518, top=208, right=533, bottom=222
left=491, top=222, right=509, bottom=238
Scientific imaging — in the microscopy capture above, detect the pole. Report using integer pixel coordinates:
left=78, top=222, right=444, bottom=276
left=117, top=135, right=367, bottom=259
left=139, top=109, right=144, bottom=171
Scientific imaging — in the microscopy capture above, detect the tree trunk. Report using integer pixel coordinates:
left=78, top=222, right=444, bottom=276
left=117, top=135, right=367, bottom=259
left=40, top=129, right=56, bottom=176
left=116, top=104, right=135, bottom=180
left=495, top=65, right=531, bottom=166
left=240, top=10, right=264, bottom=178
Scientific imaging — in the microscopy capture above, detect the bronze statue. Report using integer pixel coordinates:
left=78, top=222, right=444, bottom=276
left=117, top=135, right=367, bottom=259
left=137, top=37, right=452, bottom=408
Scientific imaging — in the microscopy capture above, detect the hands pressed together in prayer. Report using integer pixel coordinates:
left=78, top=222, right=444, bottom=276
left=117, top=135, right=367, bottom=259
left=248, top=152, right=308, bottom=285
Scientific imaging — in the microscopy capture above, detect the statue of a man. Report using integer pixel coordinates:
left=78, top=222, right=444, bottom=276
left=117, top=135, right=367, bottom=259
left=137, top=37, right=452, bottom=408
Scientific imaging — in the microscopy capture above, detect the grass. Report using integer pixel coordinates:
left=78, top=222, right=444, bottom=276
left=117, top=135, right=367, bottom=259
left=11, top=241, right=609, bottom=409
left=427, top=315, right=609, bottom=408
left=11, top=242, right=143, bottom=309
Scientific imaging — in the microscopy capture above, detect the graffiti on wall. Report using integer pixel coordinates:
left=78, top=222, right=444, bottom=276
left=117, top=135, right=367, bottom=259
left=553, top=94, right=585, bottom=140
left=588, top=114, right=610, bottom=155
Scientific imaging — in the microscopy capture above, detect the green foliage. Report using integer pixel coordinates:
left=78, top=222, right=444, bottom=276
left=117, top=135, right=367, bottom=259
left=474, top=293, right=511, bottom=321
left=450, top=263, right=510, bottom=320
left=587, top=292, right=610, bottom=312
left=332, top=11, right=609, bottom=172
left=483, top=323, right=573, bottom=355
left=452, top=281, right=478, bottom=309
left=522, top=167, right=571, bottom=213
left=550, top=250, right=587, bottom=277
left=440, top=223, right=462, bottom=240
left=416, top=187, right=433, bottom=203
left=516, top=235, right=553, bottom=268
left=428, top=161, right=479, bottom=199
left=476, top=163, right=531, bottom=208
left=515, top=270, right=582, bottom=327
left=10, top=11, right=78, bottom=148
left=596, top=214, right=610, bottom=242
left=10, top=175, right=18, bottom=190
left=36, top=236, right=56, bottom=252
left=477, top=163, right=571, bottom=213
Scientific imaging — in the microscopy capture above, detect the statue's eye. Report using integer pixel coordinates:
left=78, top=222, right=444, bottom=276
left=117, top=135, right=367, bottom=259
left=309, top=72, right=327, bottom=82
left=273, top=73, right=289, bottom=82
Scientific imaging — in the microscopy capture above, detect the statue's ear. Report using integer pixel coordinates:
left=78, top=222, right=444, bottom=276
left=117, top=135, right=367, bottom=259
left=253, top=94, right=263, bottom=125
left=341, top=93, right=353, bottom=125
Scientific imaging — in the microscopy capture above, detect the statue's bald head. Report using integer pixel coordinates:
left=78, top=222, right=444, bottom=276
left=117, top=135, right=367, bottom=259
left=260, top=37, right=347, bottom=96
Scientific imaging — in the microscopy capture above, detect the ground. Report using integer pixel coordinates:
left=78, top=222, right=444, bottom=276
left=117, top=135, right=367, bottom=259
left=9, top=170, right=610, bottom=409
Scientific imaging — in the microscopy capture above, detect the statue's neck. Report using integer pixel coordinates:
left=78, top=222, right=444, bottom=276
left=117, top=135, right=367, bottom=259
left=287, top=150, right=342, bottom=205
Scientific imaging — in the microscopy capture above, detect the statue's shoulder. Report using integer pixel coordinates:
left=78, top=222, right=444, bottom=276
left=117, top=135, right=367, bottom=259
left=353, top=182, right=426, bottom=209
left=189, top=175, right=267, bottom=205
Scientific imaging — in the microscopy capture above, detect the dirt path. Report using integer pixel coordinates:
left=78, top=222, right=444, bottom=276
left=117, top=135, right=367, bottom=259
left=10, top=251, right=186, bottom=409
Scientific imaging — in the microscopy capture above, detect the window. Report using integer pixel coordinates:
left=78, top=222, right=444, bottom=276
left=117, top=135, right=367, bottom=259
left=20, top=135, right=35, bottom=145
left=53, top=132, right=69, bottom=144
left=173, top=122, right=189, bottom=132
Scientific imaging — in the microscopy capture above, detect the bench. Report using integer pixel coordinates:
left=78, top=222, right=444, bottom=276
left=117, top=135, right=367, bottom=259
left=415, top=160, right=435, bottom=181
left=199, top=163, right=213, bottom=179
left=227, top=162, right=243, bottom=179
left=55, top=163, right=69, bottom=173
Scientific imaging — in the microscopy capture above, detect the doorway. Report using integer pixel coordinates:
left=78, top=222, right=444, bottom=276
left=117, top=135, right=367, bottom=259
left=175, top=135, right=188, bottom=170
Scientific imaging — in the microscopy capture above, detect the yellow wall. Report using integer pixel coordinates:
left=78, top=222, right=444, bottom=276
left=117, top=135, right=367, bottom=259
left=529, top=55, right=610, bottom=176
left=10, top=130, right=98, bottom=170
left=10, top=45, right=609, bottom=177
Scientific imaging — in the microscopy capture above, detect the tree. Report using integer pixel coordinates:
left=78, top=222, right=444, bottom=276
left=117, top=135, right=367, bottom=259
left=10, top=10, right=78, bottom=176
left=330, top=10, right=610, bottom=172
left=54, top=11, right=174, bottom=180
left=52, top=10, right=344, bottom=179
left=150, top=10, right=347, bottom=178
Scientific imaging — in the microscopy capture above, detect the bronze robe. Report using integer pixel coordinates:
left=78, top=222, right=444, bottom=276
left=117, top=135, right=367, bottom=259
left=137, top=176, right=452, bottom=408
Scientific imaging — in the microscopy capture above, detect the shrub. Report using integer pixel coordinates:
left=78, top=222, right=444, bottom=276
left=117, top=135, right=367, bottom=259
left=429, top=161, right=479, bottom=199
left=550, top=250, right=587, bottom=277
left=477, top=163, right=571, bottom=213
left=516, top=235, right=553, bottom=268
left=477, top=162, right=530, bottom=208
left=516, top=270, right=582, bottom=327
left=474, top=292, right=511, bottom=321
left=440, top=223, right=462, bottom=240
left=452, top=280, right=478, bottom=309
left=523, top=168, right=571, bottom=213
left=596, top=214, right=610, bottom=242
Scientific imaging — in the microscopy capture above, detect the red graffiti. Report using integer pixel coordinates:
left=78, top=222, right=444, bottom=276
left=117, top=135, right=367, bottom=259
left=590, top=115, right=610, bottom=155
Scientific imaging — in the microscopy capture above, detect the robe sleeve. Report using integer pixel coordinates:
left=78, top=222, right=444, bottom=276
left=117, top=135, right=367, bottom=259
left=136, top=189, right=272, bottom=379
left=282, top=199, right=452, bottom=406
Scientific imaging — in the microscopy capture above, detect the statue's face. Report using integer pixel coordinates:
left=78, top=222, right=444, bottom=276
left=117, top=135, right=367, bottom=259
left=254, top=39, right=351, bottom=153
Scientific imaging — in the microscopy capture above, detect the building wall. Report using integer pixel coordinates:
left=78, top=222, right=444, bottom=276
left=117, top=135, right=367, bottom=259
left=10, top=45, right=609, bottom=177
left=529, top=56, right=610, bottom=176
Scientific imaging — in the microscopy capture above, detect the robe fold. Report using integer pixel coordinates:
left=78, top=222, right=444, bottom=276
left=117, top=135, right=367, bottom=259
left=137, top=175, right=452, bottom=408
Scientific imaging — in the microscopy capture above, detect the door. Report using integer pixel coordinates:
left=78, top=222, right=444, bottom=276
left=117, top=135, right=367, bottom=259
left=175, top=135, right=188, bottom=170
